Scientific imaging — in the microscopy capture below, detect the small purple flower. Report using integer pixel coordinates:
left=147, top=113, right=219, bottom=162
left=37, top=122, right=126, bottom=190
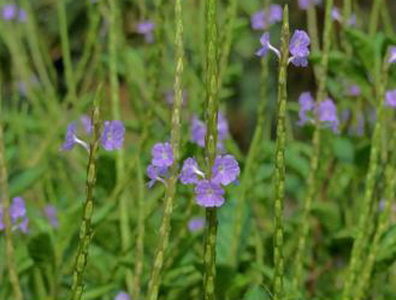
left=188, top=217, right=205, bottom=232
left=256, top=32, right=270, bottom=57
left=385, top=90, right=396, bottom=107
left=18, top=9, right=27, bottom=22
left=147, top=164, right=168, bottom=188
left=331, top=8, right=342, bottom=22
left=211, top=155, right=240, bottom=186
left=0, top=198, right=29, bottom=234
left=269, top=5, right=282, bottom=24
left=137, top=20, right=155, bottom=43
left=151, top=142, right=174, bottom=167
left=389, top=46, right=396, bottom=64
left=348, top=13, right=357, bottom=26
left=195, top=180, right=225, bottom=208
left=191, top=116, right=207, bottom=148
left=318, top=99, right=339, bottom=133
left=290, top=56, right=308, bottom=67
left=298, top=92, right=315, bottom=125
left=101, top=120, right=125, bottom=151
left=289, top=30, right=310, bottom=58
left=217, top=112, right=229, bottom=141
left=251, top=10, right=266, bottom=30
left=180, top=158, right=204, bottom=185
left=2, top=4, right=17, bottom=20
left=348, top=85, right=361, bottom=97
left=114, top=291, right=131, bottom=300
left=298, top=0, right=321, bottom=10
left=80, top=115, right=93, bottom=135
left=44, top=205, right=59, bottom=228
left=62, top=121, right=90, bottom=151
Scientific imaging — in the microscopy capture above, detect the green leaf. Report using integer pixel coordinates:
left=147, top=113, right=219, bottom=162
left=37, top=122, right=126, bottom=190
left=332, top=137, right=355, bottom=163
left=9, top=166, right=46, bottom=197
left=243, top=285, right=271, bottom=300
left=375, top=225, right=396, bottom=271
left=27, top=232, right=55, bottom=267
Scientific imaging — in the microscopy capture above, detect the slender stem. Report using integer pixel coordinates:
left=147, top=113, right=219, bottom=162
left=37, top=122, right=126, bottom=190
left=0, top=80, right=24, bottom=300
left=368, top=0, right=383, bottom=38
left=107, top=0, right=134, bottom=294
left=69, top=95, right=102, bottom=300
left=57, top=0, right=77, bottom=104
left=273, top=7, right=289, bottom=300
left=307, top=4, right=319, bottom=53
left=341, top=53, right=390, bottom=300
left=292, top=0, right=333, bottom=293
left=381, top=0, right=395, bottom=38
left=146, top=0, right=184, bottom=298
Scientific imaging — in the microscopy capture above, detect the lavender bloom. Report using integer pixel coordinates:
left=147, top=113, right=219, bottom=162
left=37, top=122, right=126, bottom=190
left=251, top=5, right=282, bottom=31
left=191, top=113, right=229, bottom=149
left=269, top=5, right=282, bottom=24
left=298, top=92, right=315, bottom=125
left=147, top=164, right=168, bottom=188
left=195, top=180, right=225, bottom=208
left=385, top=90, right=396, bottom=107
left=2, top=4, right=17, bottom=20
left=151, top=142, right=174, bottom=167
left=256, top=32, right=270, bottom=57
left=318, top=99, right=339, bottom=133
left=289, top=30, right=310, bottom=57
left=137, top=20, right=155, bottom=43
left=218, top=112, right=229, bottom=141
left=211, top=155, right=240, bottom=186
left=18, top=9, right=27, bottom=22
left=389, top=46, right=396, bottom=64
left=290, top=56, right=308, bottom=67
left=331, top=8, right=342, bottom=22
left=44, top=205, right=59, bottom=228
left=80, top=115, right=93, bottom=135
left=251, top=10, right=266, bottom=30
left=101, top=120, right=125, bottom=151
left=62, top=122, right=89, bottom=151
left=0, top=197, right=29, bottom=233
left=188, top=217, right=205, bottom=232
left=114, top=291, right=131, bottom=300
left=348, top=85, right=361, bottom=97
left=180, top=158, right=204, bottom=185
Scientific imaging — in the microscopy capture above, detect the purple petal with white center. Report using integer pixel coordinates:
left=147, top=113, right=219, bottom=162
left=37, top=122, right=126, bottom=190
left=269, top=5, right=282, bottom=24
left=289, top=30, right=310, bottom=58
left=101, top=120, right=125, bottom=151
left=151, top=142, right=174, bottom=167
left=211, top=155, right=240, bottom=186
left=389, top=46, right=396, bottom=64
left=195, top=180, right=225, bottom=208
left=298, top=92, right=315, bottom=125
left=180, top=158, right=202, bottom=185
left=62, top=122, right=78, bottom=151
left=256, top=32, right=270, bottom=57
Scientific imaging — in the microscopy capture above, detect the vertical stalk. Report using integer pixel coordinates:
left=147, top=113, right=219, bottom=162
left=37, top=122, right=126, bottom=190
left=57, top=0, right=77, bottom=104
left=345, top=57, right=391, bottom=300
left=292, top=0, right=333, bottom=293
left=0, top=80, right=24, bottom=300
left=229, top=0, right=270, bottom=266
left=341, top=50, right=389, bottom=300
left=203, top=0, right=219, bottom=299
left=146, top=0, right=184, bottom=298
left=69, top=97, right=102, bottom=300
left=273, top=7, right=289, bottom=300
left=368, top=0, right=383, bottom=38
left=307, top=4, right=319, bottom=53
left=107, top=0, right=134, bottom=294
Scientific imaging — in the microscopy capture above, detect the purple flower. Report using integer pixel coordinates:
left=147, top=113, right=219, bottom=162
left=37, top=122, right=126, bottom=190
left=298, top=92, right=315, bottom=125
left=211, top=155, right=240, bottom=186
left=44, top=205, right=59, bottom=228
left=62, top=121, right=90, bottom=151
left=195, top=180, right=225, bottom=208
left=80, top=115, right=93, bottom=135
left=218, top=112, right=229, bottom=141
left=251, top=10, right=266, bottom=30
left=151, top=142, right=174, bottom=167
left=2, top=4, right=17, bottom=20
left=190, top=113, right=229, bottom=149
left=385, top=90, right=396, bottom=107
left=289, top=30, right=310, bottom=58
left=298, top=0, right=321, bottom=10
left=348, top=85, right=361, bottom=97
left=147, top=164, right=168, bottom=188
left=101, top=120, right=125, bottom=151
left=0, top=197, right=29, bottom=233
left=318, top=99, right=339, bottom=133
left=180, top=158, right=204, bottom=185
left=348, top=13, right=357, bottom=26
left=269, top=5, right=282, bottom=24
left=114, top=291, right=131, bottom=300
left=256, top=32, right=270, bottom=57
left=137, top=20, right=155, bottom=43
left=331, top=8, right=342, bottom=22
left=18, top=9, right=27, bottom=22
left=188, top=217, right=205, bottom=232
left=389, top=46, right=396, bottom=64
left=290, top=56, right=308, bottom=67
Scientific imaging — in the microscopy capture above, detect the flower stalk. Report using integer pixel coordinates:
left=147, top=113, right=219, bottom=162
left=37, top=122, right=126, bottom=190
left=273, top=6, right=289, bottom=300
left=292, top=0, right=333, bottom=293
left=146, top=0, right=184, bottom=298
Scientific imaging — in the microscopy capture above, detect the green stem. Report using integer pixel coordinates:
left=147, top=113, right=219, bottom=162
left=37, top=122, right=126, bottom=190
left=341, top=51, right=390, bottom=300
left=273, top=7, right=289, bottom=300
left=146, top=0, right=184, bottom=298
left=69, top=96, right=102, bottom=300
left=292, top=0, right=333, bottom=293
left=0, top=80, right=24, bottom=300
left=307, top=4, right=319, bottom=53
left=368, top=0, right=383, bottom=38
left=57, top=0, right=77, bottom=104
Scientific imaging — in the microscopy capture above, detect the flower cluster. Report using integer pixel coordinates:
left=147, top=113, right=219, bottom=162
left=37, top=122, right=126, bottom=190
left=251, top=5, right=282, bottom=30
left=191, top=112, right=229, bottom=149
left=137, top=20, right=155, bottom=43
left=180, top=155, right=240, bottom=207
left=146, top=142, right=174, bottom=188
left=0, top=197, right=29, bottom=234
left=1, top=4, right=26, bottom=22
left=256, top=30, right=311, bottom=67
left=298, top=92, right=339, bottom=133
left=62, top=117, right=125, bottom=152
left=385, top=89, right=396, bottom=107
left=298, top=0, right=321, bottom=10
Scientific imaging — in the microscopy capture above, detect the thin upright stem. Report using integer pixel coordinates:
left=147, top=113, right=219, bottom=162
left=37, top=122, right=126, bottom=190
left=0, top=80, right=24, bottom=300
left=368, top=0, right=383, bottom=38
left=292, top=0, right=333, bottom=293
left=273, top=6, right=289, bottom=300
left=146, top=0, right=184, bottom=298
